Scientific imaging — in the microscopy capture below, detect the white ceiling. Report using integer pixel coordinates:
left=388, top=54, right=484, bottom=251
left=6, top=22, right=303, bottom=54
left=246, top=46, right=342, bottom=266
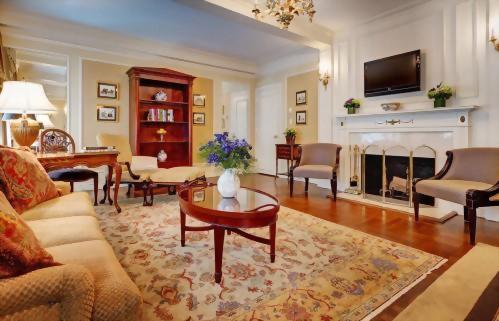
left=1, top=0, right=429, bottom=64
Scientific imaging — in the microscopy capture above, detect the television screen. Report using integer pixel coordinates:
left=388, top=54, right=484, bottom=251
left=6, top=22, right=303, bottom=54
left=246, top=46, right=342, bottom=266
left=364, top=50, right=421, bottom=97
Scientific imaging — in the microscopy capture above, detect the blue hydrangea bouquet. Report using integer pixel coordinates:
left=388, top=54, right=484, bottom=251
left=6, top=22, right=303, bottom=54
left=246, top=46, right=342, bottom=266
left=199, top=132, right=254, bottom=172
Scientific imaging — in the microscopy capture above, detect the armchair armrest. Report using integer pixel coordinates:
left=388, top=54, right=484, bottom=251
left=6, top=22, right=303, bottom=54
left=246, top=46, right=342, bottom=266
left=290, top=146, right=302, bottom=173
left=0, top=265, right=94, bottom=321
left=131, top=156, right=158, bottom=171
left=466, top=180, right=499, bottom=205
left=413, top=151, right=454, bottom=190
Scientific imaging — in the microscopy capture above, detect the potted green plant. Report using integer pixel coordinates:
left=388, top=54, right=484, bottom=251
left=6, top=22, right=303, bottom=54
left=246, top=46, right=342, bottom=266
left=283, top=127, right=297, bottom=144
left=344, top=98, right=361, bottom=114
left=428, top=82, right=453, bottom=108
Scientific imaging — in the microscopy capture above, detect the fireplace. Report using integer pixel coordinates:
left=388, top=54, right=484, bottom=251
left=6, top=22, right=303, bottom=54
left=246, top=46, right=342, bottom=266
left=358, top=145, right=436, bottom=206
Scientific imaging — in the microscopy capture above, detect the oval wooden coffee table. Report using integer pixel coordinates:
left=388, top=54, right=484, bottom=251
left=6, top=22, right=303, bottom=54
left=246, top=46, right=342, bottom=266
left=177, top=180, right=280, bottom=283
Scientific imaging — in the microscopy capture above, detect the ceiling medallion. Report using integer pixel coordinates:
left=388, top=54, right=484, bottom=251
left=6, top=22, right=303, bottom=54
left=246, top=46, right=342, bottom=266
left=252, top=0, right=316, bottom=30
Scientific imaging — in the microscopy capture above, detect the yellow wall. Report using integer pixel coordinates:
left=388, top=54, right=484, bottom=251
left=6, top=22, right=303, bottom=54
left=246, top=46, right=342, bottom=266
left=192, top=78, right=214, bottom=163
left=287, top=70, right=318, bottom=144
left=82, top=60, right=129, bottom=146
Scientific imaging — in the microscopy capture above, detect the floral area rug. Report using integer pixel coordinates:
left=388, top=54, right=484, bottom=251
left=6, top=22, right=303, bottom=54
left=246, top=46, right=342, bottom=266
left=95, top=196, right=445, bottom=321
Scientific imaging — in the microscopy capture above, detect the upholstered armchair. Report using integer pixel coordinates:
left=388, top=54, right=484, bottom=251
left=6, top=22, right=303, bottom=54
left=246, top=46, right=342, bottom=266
left=413, top=148, right=499, bottom=245
left=290, top=143, right=342, bottom=200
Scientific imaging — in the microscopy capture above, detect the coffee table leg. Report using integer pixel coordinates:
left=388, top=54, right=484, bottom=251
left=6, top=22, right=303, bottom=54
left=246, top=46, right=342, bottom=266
left=214, top=227, right=225, bottom=283
left=180, top=210, right=186, bottom=247
left=270, top=223, right=276, bottom=263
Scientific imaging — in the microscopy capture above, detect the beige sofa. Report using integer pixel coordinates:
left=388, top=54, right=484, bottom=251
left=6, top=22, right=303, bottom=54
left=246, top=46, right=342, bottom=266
left=0, top=187, right=142, bottom=321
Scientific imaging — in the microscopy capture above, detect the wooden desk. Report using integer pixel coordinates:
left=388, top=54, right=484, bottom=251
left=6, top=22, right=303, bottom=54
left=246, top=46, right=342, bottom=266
left=37, top=151, right=122, bottom=213
left=275, top=144, right=300, bottom=178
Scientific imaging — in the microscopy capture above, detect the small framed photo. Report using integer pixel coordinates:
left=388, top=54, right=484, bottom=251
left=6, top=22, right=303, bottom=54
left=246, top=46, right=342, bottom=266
left=296, top=111, right=307, bottom=125
left=193, top=190, right=205, bottom=202
left=193, top=94, right=206, bottom=107
left=193, top=112, right=205, bottom=125
left=97, top=82, right=119, bottom=99
left=296, top=90, right=307, bottom=105
left=97, top=105, right=118, bottom=122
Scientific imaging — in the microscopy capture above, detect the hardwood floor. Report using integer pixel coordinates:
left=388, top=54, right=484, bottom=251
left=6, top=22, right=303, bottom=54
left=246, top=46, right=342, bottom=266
left=235, top=174, right=499, bottom=321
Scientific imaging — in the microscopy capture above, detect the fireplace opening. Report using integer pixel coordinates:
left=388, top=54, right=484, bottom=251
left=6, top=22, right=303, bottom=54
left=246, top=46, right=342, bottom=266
left=364, top=154, right=435, bottom=206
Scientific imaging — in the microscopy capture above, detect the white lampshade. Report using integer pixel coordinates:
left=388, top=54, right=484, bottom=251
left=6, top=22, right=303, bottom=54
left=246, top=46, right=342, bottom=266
left=0, top=81, right=57, bottom=114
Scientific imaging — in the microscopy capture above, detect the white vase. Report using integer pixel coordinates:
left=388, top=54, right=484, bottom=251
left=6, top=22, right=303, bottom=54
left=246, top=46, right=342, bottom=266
left=157, top=149, right=167, bottom=162
left=217, top=169, right=240, bottom=198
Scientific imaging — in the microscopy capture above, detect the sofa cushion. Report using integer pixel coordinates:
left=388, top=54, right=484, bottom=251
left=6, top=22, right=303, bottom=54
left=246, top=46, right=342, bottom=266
left=22, top=192, right=95, bottom=221
left=47, top=240, right=142, bottom=321
left=0, top=146, right=59, bottom=213
left=28, top=216, right=105, bottom=248
left=293, top=165, right=334, bottom=179
left=149, top=166, right=205, bottom=183
left=0, top=192, right=57, bottom=278
left=53, top=181, right=71, bottom=196
left=416, top=180, right=492, bottom=205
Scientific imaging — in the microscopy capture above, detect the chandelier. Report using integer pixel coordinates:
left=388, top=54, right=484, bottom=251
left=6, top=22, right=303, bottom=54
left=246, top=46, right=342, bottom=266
left=252, top=0, right=316, bottom=30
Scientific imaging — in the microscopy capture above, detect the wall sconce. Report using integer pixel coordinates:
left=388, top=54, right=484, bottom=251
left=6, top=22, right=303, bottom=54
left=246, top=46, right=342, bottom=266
left=491, top=32, right=499, bottom=51
left=319, top=72, right=330, bottom=89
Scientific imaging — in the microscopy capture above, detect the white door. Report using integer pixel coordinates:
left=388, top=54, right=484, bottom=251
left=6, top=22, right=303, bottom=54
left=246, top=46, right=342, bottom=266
left=255, top=83, right=284, bottom=175
left=231, top=99, right=248, bottom=140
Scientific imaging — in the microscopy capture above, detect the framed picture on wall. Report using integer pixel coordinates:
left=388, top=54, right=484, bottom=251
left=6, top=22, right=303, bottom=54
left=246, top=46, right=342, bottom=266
left=97, top=105, right=119, bottom=122
left=296, top=110, right=307, bottom=125
left=97, top=82, right=119, bottom=99
left=296, top=90, right=307, bottom=105
left=193, top=94, right=206, bottom=106
left=193, top=112, right=205, bottom=125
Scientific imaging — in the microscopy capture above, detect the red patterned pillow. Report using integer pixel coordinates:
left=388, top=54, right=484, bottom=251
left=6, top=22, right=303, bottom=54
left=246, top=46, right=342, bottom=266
left=0, top=192, right=57, bottom=278
left=0, top=146, right=59, bottom=213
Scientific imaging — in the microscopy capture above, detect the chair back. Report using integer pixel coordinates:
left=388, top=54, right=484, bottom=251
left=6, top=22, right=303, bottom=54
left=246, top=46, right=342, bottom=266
left=444, top=148, right=499, bottom=184
left=40, top=129, right=75, bottom=153
left=96, top=133, right=133, bottom=164
left=300, top=143, right=341, bottom=167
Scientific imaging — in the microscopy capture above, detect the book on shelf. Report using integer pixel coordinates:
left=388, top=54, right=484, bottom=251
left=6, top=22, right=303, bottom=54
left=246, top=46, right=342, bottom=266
left=147, top=108, right=174, bottom=122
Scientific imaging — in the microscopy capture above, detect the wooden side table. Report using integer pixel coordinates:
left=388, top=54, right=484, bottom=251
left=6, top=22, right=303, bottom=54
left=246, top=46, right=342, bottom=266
left=275, top=144, right=301, bottom=178
left=37, top=151, right=122, bottom=213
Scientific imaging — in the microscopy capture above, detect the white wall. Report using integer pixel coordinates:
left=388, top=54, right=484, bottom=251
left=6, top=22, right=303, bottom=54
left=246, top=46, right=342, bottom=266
left=331, top=0, right=498, bottom=147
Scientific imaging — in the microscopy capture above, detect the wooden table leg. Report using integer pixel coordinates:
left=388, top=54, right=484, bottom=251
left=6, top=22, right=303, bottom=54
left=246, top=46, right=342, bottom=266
left=270, top=223, right=276, bottom=263
left=214, top=227, right=225, bottom=284
left=180, top=210, right=186, bottom=247
left=106, top=165, right=113, bottom=205
left=113, top=162, right=122, bottom=213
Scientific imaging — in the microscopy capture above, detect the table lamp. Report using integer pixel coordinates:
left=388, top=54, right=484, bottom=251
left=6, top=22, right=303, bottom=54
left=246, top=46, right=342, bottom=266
left=0, top=81, right=56, bottom=146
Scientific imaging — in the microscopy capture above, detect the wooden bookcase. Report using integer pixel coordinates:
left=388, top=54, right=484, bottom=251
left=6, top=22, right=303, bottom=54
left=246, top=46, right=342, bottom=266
left=127, top=67, right=195, bottom=168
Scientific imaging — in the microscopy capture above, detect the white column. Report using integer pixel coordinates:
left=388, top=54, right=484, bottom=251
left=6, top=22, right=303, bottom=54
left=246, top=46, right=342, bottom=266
left=317, top=47, right=333, bottom=142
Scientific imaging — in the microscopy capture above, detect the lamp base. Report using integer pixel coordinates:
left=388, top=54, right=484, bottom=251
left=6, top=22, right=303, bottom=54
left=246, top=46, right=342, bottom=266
left=10, top=114, right=40, bottom=147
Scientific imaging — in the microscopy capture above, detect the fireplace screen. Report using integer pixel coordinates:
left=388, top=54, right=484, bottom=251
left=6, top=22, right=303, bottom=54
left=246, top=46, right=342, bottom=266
left=361, top=145, right=436, bottom=207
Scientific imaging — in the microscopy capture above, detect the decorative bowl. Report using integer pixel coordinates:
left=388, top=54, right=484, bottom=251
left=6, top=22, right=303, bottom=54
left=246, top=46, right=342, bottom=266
left=381, top=103, right=400, bottom=111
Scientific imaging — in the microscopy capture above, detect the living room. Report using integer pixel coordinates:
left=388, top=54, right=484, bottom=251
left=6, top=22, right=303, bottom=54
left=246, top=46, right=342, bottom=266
left=0, top=0, right=498, bottom=320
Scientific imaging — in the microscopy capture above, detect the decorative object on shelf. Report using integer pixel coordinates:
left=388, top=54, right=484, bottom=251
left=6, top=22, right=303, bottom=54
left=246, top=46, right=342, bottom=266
left=381, top=103, right=400, bottom=111
left=295, top=90, right=307, bottom=105
left=296, top=110, right=307, bottom=125
left=97, top=82, right=118, bottom=99
left=193, top=94, right=205, bottom=107
left=0, top=81, right=56, bottom=147
left=252, top=0, right=316, bottom=30
left=344, top=98, right=361, bottom=114
left=428, top=82, right=453, bottom=108
left=153, top=90, right=167, bottom=101
left=199, top=132, right=254, bottom=198
left=156, top=128, right=167, bottom=141
left=97, top=105, right=118, bottom=121
left=283, top=127, right=297, bottom=144
left=193, top=112, right=205, bottom=125
left=157, top=149, right=167, bottom=162
left=318, top=71, right=330, bottom=89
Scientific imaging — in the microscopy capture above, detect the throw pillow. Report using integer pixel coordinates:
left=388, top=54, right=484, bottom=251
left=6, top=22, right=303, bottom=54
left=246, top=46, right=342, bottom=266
left=0, top=192, right=57, bottom=278
left=0, top=146, right=59, bottom=213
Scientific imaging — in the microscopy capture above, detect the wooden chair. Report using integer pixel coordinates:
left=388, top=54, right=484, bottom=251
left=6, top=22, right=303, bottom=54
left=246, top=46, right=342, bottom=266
left=290, top=143, right=342, bottom=200
left=413, top=148, right=499, bottom=245
left=40, top=128, right=99, bottom=205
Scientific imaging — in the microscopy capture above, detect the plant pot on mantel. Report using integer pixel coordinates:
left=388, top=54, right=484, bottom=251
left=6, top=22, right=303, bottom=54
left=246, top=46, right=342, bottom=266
left=434, top=97, right=446, bottom=108
left=347, top=107, right=357, bottom=114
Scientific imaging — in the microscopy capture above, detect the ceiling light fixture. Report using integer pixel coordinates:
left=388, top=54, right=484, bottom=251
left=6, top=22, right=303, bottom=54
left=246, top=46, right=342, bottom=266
left=252, top=0, right=316, bottom=30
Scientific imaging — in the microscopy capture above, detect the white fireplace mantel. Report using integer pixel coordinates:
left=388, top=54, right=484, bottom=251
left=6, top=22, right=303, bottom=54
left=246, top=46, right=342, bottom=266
left=329, top=105, right=489, bottom=222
